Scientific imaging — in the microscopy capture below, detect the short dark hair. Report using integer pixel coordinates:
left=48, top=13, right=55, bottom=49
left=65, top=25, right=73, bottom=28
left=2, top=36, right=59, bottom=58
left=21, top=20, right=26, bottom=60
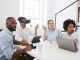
left=63, top=19, right=76, bottom=31
left=6, top=17, right=15, bottom=24
left=6, top=17, right=15, bottom=21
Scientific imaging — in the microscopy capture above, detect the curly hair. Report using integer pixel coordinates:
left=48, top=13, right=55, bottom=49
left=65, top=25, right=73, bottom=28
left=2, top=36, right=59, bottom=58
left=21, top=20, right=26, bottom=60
left=63, top=19, right=76, bottom=31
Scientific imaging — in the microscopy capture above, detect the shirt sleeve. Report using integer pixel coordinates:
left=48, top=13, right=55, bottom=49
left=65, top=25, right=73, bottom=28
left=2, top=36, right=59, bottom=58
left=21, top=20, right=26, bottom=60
left=57, top=30, right=62, bottom=37
left=28, top=27, right=35, bottom=37
left=14, top=30, right=23, bottom=41
left=0, top=35, right=14, bottom=59
left=77, top=32, right=80, bottom=49
left=28, top=27, right=34, bottom=40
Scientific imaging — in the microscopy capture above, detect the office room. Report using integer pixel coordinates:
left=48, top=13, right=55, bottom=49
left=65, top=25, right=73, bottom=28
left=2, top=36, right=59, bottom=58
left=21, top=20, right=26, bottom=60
left=0, top=0, right=80, bottom=60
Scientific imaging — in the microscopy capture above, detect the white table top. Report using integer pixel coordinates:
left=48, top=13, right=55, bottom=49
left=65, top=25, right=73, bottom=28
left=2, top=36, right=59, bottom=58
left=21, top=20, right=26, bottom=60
left=17, top=40, right=80, bottom=60
left=27, top=41, right=80, bottom=60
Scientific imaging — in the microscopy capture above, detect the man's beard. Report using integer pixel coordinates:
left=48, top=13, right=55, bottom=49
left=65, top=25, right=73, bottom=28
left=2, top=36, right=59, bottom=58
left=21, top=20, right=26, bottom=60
left=7, top=26, right=16, bottom=32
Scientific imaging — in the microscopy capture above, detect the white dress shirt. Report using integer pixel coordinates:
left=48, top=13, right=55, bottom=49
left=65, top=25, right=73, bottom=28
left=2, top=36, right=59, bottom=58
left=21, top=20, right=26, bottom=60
left=62, top=32, right=78, bottom=39
left=0, top=27, right=14, bottom=60
left=15, top=26, right=34, bottom=43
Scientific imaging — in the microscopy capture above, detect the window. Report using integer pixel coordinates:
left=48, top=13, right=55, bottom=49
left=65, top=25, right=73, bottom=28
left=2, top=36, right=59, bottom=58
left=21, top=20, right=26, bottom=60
left=19, top=0, right=47, bottom=26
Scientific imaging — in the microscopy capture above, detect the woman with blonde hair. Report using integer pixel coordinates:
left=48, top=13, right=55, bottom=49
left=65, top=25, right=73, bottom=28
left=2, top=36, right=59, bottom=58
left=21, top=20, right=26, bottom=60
left=43, top=19, right=62, bottom=43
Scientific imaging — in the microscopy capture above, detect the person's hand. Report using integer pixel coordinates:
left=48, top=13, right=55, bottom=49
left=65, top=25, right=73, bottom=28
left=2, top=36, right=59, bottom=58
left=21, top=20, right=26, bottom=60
left=24, top=44, right=32, bottom=51
left=43, top=25, right=47, bottom=31
left=21, top=39, right=29, bottom=46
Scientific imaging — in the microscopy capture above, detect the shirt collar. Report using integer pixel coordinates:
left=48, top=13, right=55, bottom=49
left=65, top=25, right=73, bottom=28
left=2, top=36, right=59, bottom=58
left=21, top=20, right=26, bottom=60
left=48, top=29, right=56, bottom=32
left=3, top=27, right=13, bottom=36
left=66, top=32, right=75, bottom=37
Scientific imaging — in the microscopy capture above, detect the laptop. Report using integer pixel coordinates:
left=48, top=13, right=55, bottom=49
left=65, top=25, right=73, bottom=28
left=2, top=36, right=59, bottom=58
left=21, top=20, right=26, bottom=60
left=57, top=38, right=78, bottom=52
left=32, top=36, right=41, bottom=43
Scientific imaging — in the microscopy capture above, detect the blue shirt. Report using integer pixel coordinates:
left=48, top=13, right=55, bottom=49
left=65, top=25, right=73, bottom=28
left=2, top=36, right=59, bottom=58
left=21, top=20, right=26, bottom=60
left=48, top=29, right=61, bottom=43
left=0, top=27, right=14, bottom=60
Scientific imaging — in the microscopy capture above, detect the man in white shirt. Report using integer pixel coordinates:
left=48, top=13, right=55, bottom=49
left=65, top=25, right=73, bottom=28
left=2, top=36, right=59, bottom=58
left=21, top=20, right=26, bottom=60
left=15, top=17, right=35, bottom=44
left=0, top=17, right=32, bottom=60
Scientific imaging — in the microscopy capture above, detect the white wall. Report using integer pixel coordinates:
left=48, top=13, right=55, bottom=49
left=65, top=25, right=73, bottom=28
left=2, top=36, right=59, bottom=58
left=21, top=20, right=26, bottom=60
left=0, top=0, right=78, bottom=30
left=47, top=0, right=78, bottom=30
left=47, top=0, right=55, bottom=20
left=0, top=0, right=19, bottom=29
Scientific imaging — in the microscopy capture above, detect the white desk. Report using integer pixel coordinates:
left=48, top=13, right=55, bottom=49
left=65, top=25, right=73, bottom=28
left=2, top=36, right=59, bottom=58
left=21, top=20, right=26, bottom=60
left=26, top=41, right=80, bottom=60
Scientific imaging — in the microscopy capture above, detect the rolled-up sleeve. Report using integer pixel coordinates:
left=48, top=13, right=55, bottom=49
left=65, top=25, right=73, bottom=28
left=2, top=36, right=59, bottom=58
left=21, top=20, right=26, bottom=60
left=0, top=35, right=14, bottom=59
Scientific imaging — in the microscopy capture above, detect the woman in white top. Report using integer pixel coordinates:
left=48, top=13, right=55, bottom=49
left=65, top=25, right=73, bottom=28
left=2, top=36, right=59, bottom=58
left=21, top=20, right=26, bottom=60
left=62, top=19, right=80, bottom=49
left=15, top=17, right=37, bottom=44
left=43, top=19, right=62, bottom=43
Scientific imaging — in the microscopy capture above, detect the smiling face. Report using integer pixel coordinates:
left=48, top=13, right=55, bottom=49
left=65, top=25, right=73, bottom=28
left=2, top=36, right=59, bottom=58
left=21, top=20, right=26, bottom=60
left=48, top=20, right=55, bottom=29
left=20, top=22, right=26, bottom=29
left=67, top=24, right=74, bottom=34
left=63, top=19, right=76, bottom=35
